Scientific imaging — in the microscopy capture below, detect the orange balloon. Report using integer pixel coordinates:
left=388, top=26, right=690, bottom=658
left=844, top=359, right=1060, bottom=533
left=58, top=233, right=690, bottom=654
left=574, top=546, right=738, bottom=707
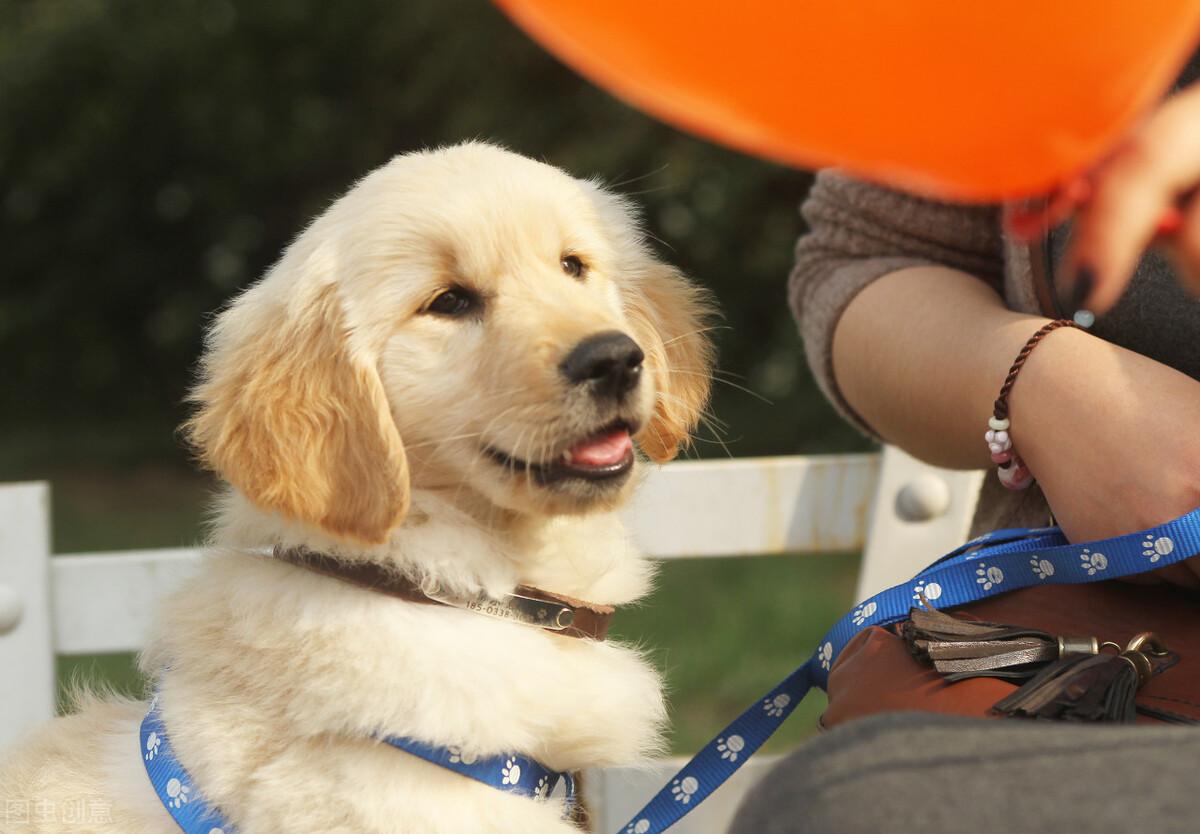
left=495, top=1, right=1200, bottom=200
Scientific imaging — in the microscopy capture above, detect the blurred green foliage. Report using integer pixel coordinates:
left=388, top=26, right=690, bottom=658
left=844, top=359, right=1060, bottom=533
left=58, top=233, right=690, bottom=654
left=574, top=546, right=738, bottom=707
left=0, top=0, right=869, bottom=484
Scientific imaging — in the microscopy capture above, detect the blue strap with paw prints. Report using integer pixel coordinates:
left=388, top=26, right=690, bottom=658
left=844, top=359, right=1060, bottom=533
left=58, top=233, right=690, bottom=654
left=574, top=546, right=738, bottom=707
left=140, top=699, right=574, bottom=832
left=614, top=508, right=1200, bottom=834
left=141, top=697, right=230, bottom=834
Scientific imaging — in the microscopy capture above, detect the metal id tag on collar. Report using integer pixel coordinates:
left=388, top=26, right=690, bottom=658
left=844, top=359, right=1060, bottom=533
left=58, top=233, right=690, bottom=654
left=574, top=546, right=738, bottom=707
left=428, top=588, right=576, bottom=631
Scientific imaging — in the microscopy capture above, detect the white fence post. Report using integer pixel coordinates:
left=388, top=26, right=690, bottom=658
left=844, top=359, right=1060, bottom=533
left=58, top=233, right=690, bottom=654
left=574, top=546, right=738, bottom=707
left=0, top=482, right=55, bottom=750
left=855, top=446, right=984, bottom=602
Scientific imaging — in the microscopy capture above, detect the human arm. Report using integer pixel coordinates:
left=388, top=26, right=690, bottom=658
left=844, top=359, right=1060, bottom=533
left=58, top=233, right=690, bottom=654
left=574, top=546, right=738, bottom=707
left=798, top=172, right=1200, bottom=585
left=827, top=246, right=1200, bottom=588
left=831, top=264, right=1047, bottom=470
left=790, top=170, right=1006, bottom=443
left=834, top=264, right=1200, bottom=590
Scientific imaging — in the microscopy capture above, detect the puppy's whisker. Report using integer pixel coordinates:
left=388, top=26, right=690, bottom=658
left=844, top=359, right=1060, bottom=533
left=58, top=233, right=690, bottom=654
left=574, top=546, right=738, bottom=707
left=442, top=403, right=562, bottom=509
left=605, top=162, right=671, bottom=191
left=445, top=403, right=533, bottom=506
left=654, top=389, right=729, bottom=432
left=670, top=364, right=754, bottom=382
left=663, top=368, right=773, bottom=405
left=477, top=385, right=548, bottom=402
left=538, top=424, right=558, bottom=470
left=404, top=431, right=487, bottom=451
left=526, top=428, right=546, bottom=495
left=640, top=228, right=676, bottom=253
left=697, top=417, right=735, bottom=459
left=417, top=410, right=521, bottom=482
left=644, top=418, right=673, bottom=458
left=418, top=397, right=539, bottom=455
left=618, top=185, right=673, bottom=200
left=528, top=424, right=550, bottom=480
left=659, top=324, right=731, bottom=347
left=648, top=389, right=734, bottom=459
left=511, top=424, right=536, bottom=495
left=688, top=434, right=745, bottom=451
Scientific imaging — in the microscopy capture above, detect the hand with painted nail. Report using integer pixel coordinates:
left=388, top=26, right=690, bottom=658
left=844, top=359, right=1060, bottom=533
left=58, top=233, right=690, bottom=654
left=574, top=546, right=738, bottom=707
left=1007, top=82, right=1200, bottom=316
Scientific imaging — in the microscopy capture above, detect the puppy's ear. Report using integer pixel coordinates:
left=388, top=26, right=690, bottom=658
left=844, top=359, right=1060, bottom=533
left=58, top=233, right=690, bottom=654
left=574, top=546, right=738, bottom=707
left=185, top=258, right=408, bottom=544
left=623, top=262, right=717, bottom=462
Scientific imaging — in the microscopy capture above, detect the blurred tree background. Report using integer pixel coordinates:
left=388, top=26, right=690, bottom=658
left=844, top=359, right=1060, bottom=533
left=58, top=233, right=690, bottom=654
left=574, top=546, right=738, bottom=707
left=1, top=0, right=874, bottom=752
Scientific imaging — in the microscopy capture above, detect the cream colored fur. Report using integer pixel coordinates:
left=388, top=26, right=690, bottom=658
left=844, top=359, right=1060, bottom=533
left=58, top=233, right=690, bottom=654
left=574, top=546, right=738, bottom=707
left=0, top=143, right=714, bottom=833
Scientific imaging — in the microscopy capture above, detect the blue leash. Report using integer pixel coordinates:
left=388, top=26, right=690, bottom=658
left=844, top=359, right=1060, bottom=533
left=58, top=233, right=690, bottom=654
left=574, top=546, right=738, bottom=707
left=140, top=700, right=574, bottom=832
left=615, top=508, right=1200, bottom=833
left=141, top=508, right=1200, bottom=833
left=382, top=735, right=575, bottom=804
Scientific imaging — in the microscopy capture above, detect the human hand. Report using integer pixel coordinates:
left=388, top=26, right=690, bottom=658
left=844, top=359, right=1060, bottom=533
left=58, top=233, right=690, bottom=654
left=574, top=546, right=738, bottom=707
left=1010, top=325, right=1200, bottom=588
left=1006, top=82, right=1200, bottom=317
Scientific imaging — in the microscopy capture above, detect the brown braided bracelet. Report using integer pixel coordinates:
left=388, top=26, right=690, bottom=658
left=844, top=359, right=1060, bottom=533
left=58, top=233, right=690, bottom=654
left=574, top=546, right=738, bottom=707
left=985, top=319, right=1081, bottom=490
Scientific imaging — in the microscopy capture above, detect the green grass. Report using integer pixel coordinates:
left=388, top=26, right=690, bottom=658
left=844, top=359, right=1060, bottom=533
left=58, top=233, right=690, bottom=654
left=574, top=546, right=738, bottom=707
left=40, top=467, right=858, bottom=754
left=57, top=653, right=144, bottom=710
left=48, top=468, right=212, bottom=553
left=614, top=553, right=858, bottom=753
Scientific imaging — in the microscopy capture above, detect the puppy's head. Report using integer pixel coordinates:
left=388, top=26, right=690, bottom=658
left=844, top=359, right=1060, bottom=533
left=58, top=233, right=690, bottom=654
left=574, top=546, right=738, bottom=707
left=186, top=143, right=714, bottom=544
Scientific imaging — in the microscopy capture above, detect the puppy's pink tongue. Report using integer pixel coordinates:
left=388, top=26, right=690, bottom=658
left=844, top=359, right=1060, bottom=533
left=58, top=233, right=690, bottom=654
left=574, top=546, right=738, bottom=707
left=566, top=429, right=632, bottom=466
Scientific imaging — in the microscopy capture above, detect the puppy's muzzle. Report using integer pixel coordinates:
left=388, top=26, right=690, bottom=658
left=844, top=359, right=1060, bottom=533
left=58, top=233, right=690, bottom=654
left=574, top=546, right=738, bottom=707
left=560, top=330, right=644, bottom=402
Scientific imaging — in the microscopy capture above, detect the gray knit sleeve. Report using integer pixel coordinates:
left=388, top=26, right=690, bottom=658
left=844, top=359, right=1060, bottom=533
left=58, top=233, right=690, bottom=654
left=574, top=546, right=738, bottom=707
left=790, top=171, right=1005, bottom=438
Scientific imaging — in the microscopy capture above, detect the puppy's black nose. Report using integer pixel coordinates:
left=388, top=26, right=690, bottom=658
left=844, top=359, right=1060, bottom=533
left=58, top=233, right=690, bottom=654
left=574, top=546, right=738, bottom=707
left=561, top=331, right=645, bottom=400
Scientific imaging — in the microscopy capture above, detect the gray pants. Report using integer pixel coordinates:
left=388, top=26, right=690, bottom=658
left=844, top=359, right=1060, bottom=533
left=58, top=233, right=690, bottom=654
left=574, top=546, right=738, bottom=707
left=729, top=712, right=1200, bottom=833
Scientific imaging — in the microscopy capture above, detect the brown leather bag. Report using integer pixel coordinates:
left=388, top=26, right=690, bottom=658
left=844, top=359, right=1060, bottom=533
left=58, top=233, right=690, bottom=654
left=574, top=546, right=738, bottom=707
left=822, top=582, right=1200, bottom=728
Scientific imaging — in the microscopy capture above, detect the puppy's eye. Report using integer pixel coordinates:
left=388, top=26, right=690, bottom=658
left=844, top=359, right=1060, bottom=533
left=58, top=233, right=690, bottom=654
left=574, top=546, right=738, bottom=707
left=425, top=288, right=478, bottom=317
left=561, top=254, right=586, bottom=280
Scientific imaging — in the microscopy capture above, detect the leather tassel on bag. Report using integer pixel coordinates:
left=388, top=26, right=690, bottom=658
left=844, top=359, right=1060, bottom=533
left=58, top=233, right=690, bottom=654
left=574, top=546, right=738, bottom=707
left=901, top=600, right=1183, bottom=723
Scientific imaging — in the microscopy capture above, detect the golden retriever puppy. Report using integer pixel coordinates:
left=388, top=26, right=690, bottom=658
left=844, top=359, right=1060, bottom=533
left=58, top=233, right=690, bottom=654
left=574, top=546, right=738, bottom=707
left=0, top=142, right=714, bottom=833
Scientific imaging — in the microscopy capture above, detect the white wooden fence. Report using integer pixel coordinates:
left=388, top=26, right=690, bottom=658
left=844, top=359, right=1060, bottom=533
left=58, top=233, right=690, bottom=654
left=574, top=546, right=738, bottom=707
left=0, top=447, right=981, bottom=833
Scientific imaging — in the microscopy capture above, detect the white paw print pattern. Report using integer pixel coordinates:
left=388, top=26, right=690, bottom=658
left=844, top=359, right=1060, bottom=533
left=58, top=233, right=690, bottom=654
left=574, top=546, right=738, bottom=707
left=1030, top=557, right=1055, bottom=580
left=1080, top=548, right=1108, bottom=576
left=717, top=734, right=745, bottom=762
left=975, top=562, right=1004, bottom=591
left=501, top=758, right=522, bottom=786
left=165, top=778, right=190, bottom=808
left=144, top=731, right=161, bottom=761
left=534, top=775, right=550, bottom=801
left=447, top=746, right=478, bottom=766
left=671, top=776, right=699, bottom=805
left=852, top=601, right=877, bottom=626
left=626, top=820, right=651, bottom=834
left=818, top=642, right=834, bottom=671
left=763, top=693, right=791, bottom=718
left=912, top=580, right=942, bottom=603
left=1143, top=536, right=1175, bottom=564
left=209, top=829, right=225, bottom=834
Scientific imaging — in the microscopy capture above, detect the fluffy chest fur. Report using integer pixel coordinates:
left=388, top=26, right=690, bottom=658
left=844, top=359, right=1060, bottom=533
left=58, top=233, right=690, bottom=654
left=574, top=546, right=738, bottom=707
left=130, top=492, right=665, bottom=832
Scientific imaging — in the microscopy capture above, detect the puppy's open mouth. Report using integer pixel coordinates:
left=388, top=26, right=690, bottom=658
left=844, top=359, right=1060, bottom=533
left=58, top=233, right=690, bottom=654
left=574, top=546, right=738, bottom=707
left=486, top=421, right=637, bottom=485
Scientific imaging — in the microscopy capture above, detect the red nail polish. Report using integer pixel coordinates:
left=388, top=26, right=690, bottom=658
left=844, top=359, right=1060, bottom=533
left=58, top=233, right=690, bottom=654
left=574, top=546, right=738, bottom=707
left=1157, top=206, right=1183, bottom=236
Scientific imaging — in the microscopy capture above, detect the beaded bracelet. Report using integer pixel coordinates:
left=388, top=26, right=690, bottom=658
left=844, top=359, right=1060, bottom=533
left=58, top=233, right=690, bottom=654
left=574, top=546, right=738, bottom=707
left=986, top=319, right=1082, bottom=490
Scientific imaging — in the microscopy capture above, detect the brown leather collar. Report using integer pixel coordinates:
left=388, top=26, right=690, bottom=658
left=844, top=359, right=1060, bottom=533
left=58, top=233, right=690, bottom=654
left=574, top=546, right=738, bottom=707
left=273, top=547, right=615, bottom=641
